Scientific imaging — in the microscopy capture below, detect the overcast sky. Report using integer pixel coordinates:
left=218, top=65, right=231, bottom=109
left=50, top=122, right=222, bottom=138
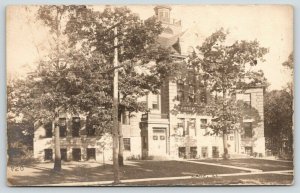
left=7, top=5, right=293, bottom=90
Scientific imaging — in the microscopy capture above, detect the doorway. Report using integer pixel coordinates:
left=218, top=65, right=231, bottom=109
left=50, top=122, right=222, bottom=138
left=152, top=128, right=167, bottom=156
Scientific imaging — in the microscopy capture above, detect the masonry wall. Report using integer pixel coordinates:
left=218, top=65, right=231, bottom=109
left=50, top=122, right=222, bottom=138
left=34, top=113, right=143, bottom=162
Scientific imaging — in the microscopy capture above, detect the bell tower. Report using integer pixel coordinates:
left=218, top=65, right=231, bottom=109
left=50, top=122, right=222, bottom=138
left=154, top=5, right=171, bottom=23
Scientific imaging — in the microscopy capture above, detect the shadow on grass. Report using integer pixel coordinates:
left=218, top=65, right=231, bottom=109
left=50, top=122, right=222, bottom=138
left=8, top=160, right=249, bottom=186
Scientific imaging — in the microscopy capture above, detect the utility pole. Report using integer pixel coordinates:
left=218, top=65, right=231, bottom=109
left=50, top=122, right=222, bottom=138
left=112, top=26, right=120, bottom=184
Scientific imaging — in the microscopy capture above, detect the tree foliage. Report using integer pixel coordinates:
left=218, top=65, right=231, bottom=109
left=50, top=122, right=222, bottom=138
left=64, top=6, right=183, bottom=117
left=185, top=28, right=268, bottom=158
left=264, top=90, right=293, bottom=156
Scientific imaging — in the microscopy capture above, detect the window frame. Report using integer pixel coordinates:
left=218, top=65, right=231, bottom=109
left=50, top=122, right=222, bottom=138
left=123, top=138, right=131, bottom=151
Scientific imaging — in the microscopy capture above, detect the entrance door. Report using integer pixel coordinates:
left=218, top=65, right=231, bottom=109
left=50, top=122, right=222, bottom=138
left=152, top=128, right=167, bottom=156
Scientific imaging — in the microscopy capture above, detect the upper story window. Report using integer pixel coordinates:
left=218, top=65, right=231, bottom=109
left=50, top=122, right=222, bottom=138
left=122, top=111, right=130, bottom=125
left=152, top=95, right=160, bottom=110
left=177, top=118, right=185, bottom=136
left=237, top=93, right=251, bottom=108
left=86, top=124, right=96, bottom=136
left=188, top=85, right=195, bottom=103
left=177, top=72, right=207, bottom=105
left=200, top=119, right=207, bottom=129
left=59, top=118, right=67, bottom=137
left=177, top=80, right=185, bottom=102
left=72, top=117, right=80, bottom=137
left=45, top=122, right=53, bottom=138
left=188, top=118, right=196, bottom=136
left=242, top=122, right=253, bottom=138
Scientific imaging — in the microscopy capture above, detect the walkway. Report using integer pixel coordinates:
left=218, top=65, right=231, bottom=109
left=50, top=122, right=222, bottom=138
left=181, top=160, right=262, bottom=172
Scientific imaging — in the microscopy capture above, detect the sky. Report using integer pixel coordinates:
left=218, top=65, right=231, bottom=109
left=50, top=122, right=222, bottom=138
left=6, top=5, right=293, bottom=90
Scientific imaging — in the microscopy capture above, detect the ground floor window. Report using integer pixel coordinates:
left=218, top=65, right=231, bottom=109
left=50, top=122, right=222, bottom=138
left=190, top=146, right=197, bottom=159
left=44, top=149, right=53, bottom=161
left=87, top=148, right=96, bottom=160
left=178, top=147, right=186, bottom=158
left=212, top=146, right=219, bottom=158
left=123, top=138, right=131, bottom=151
left=72, top=148, right=81, bottom=161
left=61, top=148, right=67, bottom=161
left=201, top=147, right=208, bottom=158
left=245, top=146, right=253, bottom=156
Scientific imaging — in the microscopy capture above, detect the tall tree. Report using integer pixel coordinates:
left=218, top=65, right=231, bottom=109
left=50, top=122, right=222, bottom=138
left=187, top=28, right=268, bottom=159
left=64, top=5, right=183, bottom=171
left=264, top=90, right=293, bottom=157
left=13, top=5, right=82, bottom=171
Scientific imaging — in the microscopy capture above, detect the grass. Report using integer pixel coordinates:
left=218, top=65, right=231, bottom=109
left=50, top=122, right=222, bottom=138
left=125, top=174, right=294, bottom=186
left=7, top=159, right=293, bottom=186
left=192, top=158, right=294, bottom=171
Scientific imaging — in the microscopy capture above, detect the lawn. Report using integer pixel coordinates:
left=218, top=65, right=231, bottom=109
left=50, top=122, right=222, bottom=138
left=192, top=158, right=294, bottom=171
left=125, top=173, right=294, bottom=186
left=7, top=159, right=293, bottom=186
left=7, top=160, right=247, bottom=186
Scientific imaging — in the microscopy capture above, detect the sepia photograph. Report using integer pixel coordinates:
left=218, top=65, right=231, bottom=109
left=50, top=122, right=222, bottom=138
left=6, top=4, right=294, bottom=186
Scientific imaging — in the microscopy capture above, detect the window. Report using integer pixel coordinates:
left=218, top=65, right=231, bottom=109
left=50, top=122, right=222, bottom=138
left=243, top=122, right=253, bottom=138
left=200, top=90, right=207, bottom=104
left=212, top=146, right=219, bottom=158
left=243, top=93, right=251, bottom=108
left=237, top=93, right=251, bottom=108
left=87, top=148, right=96, bottom=160
left=123, top=138, right=131, bottom=151
left=45, top=122, right=53, bottom=138
left=190, top=147, right=197, bottom=159
left=72, top=148, right=81, bottom=161
left=72, top=117, right=80, bottom=137
left=188, top=118, right=196, bottom=136
left=177, top=80, right=184, bottom=102
left=151, top=95, right=159, bottom=110
left=153, top=136, right=158, bottom=140
left=178, top=147, right=186, bottom=158
left=87, top=124, right=96, bottom=136
left=201, top=147, right=208, bottom=158
left=177, top=118, right=185, bottom=136
left=60, top=148, right=67, bottom=161
left=200, top=119, right=207, bottom=129
left=44, top=149, right=53, bottom=161
left=59, top=118, right=67, bottom=137
left=122, top=111, right=130, bottom=125
left=188, top=85, right=195, bottom=103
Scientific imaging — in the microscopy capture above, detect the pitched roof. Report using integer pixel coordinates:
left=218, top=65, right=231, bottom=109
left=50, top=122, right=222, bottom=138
left=157, top=31, right=186, bottom=54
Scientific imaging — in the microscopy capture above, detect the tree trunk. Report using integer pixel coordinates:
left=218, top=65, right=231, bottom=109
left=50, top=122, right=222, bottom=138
left=222, top=89, right=229, bottom=160
left=118, top=121, right=124, bottom=166
left=222, top=133, right=229, bottom=160
left=53, top=120, right=61, bottom=171
left=112, top=26, right=120, bottom=184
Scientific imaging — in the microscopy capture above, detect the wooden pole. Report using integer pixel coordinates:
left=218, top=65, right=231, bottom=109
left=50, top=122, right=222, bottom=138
left=112, top=26, right=120, bottom=184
